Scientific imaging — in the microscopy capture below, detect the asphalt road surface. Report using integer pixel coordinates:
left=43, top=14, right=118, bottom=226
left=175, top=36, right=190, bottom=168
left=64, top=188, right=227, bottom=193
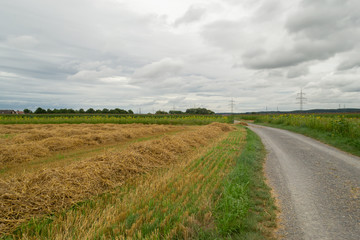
left=248, top=124, right=360, bottom=240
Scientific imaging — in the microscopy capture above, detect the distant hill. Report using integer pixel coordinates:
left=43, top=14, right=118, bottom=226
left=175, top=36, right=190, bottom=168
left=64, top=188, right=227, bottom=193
left=217, top=108, right=360, bottom=115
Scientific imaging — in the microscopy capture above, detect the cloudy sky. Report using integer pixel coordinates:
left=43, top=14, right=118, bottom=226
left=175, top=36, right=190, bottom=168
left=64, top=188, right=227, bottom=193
left=1, top=0, right=359, bottom=113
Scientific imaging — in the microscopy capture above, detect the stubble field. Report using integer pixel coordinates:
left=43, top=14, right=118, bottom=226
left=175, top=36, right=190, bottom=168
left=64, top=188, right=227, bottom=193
left=0, top=122, right=276, bottom=239
left=0, top=123, right=233, bottom=237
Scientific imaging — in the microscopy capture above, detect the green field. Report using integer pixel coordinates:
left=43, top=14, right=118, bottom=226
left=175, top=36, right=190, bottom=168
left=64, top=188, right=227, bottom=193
left=0, top=114, right=231, bottom=125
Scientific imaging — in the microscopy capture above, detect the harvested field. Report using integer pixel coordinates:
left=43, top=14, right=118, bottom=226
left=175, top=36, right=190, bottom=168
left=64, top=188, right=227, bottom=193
left=0, top=122, right=235, bottom=235
left=19, top=126, right=246, bottom=239
left=0, top=124, right=183, bottom=167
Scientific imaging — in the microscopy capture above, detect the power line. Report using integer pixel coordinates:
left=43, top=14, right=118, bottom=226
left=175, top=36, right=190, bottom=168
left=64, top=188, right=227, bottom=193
left=296, top=88, right=307, bottom=111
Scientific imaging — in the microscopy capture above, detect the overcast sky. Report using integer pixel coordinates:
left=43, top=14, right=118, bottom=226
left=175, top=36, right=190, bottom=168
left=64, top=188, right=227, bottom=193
left=1, top=0, right=359, bottom=113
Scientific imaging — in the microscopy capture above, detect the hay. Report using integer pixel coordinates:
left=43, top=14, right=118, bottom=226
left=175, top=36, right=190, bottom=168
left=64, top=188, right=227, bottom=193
left=236, top=122, right=249, bottom=126
left=0, top=123, right=234, bottom=235
left=0, top=124, right=181, bottom=166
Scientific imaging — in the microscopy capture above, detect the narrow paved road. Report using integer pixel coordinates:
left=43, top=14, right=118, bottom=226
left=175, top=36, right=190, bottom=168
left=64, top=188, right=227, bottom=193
left=248, top=124, right=360, bottom=240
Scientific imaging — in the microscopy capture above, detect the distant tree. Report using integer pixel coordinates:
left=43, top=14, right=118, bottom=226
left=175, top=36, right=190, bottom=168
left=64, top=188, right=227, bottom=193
left=169, top=110, right=183, bottom=114
left=185, top=108, right=215, bottom=115
left=128, top=109, right=134, bottom=114
left=86, top=108, right=95, bottom=114
left=46, top=108, right=53, bottom=114
left=23, top=109, right=32, bottom=114
left=102, top=108, right=109, bottom=114
left=79, top=108, right=85, bottom=114
left=156, top=110, right=168, bottom=114
left=95, top=109, right=102, bottom=113
left=68, top=108, right=76, bottom=113
left=34, top=107, right=47, bottom=114
left=114, top=108, right=128, bottom=114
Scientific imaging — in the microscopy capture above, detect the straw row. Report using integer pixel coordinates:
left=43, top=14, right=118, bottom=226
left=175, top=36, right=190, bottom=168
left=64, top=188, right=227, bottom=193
left=0, top=123, right=234, bottom=235
left=0, top=124, right=182, bottom=166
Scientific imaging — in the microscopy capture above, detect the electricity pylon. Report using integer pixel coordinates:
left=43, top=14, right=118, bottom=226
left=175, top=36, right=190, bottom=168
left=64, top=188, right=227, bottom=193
left=296, top=89, right=306, bottom=111
left=230, top=98, right=235, bottom=115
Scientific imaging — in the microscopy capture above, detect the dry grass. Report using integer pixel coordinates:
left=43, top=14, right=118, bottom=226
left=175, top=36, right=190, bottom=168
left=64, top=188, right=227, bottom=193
left=0, top=123, right=235, bottom=235
left=0, top=124, right=183, bottom=167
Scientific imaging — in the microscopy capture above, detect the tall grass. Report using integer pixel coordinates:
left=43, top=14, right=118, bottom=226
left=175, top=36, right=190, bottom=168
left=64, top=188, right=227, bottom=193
left=0, top=114, right=230, bottom=125
left=255, top=114, right=360, bottom=138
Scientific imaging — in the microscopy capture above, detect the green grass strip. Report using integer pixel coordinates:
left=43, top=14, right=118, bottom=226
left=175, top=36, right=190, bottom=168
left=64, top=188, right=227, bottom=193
left=0, top=114, right=231, bottom=125
left=214, top=128, right=277, bottom=239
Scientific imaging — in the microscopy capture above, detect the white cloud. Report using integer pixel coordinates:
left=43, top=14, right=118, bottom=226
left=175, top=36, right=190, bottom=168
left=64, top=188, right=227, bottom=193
left=132, top=58, right=183, bottom=82
left=67, top=66, right=120, bottom=83
left=99, top=76, right=129, bottom=84
left=0, top=71, right=19, bottom=78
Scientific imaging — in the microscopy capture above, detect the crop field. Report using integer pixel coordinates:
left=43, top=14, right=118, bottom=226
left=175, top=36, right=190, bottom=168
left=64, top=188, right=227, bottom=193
left=237, top=113, right=360, bottom=156
left=254, top=113, right=360, bottom=138
left=0, top=114, right=230, bottom=125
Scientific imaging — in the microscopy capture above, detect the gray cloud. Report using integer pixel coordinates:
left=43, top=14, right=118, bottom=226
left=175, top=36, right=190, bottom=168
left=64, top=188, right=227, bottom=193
left=243, top=34, right=355, bottom=69
left=337, top=60, right=360, bottom=71
left=201, top=20, right=265, bottom=53
left=337, top=50, right=360, bottom=70
left=287, top=64, right=309, bottom=78
left=252, top=0, right=284, bottom=22
left=174, top=5, right=206, bottom=27
left=306, top=70, right=360, bottom=93
left=242, top=0, right=360, bottom=69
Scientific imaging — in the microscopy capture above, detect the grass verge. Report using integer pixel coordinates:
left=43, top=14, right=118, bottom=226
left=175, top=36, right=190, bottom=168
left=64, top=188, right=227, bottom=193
left=256, top=122, right=360, bottom=157
left=213, top=128, right=277, bottom=239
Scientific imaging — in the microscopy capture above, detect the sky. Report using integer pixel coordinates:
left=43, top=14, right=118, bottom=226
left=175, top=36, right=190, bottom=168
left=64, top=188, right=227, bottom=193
left=1, top=0, right=360, bottom=113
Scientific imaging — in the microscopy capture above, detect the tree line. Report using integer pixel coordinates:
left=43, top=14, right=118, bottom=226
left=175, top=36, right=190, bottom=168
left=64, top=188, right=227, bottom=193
left=24, top=107, right=215, bottom=115
left=25, top=108, right=133, bottom=114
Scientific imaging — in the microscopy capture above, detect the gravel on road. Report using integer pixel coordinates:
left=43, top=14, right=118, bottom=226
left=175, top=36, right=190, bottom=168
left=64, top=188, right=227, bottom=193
left=248, top=124, right=360, bottom=240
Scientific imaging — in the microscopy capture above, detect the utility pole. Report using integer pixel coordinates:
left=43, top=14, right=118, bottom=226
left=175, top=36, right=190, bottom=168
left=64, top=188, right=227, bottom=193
left=296, top=88, right=306, bottom=111
left=230, top=98, right=235, bottom=115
